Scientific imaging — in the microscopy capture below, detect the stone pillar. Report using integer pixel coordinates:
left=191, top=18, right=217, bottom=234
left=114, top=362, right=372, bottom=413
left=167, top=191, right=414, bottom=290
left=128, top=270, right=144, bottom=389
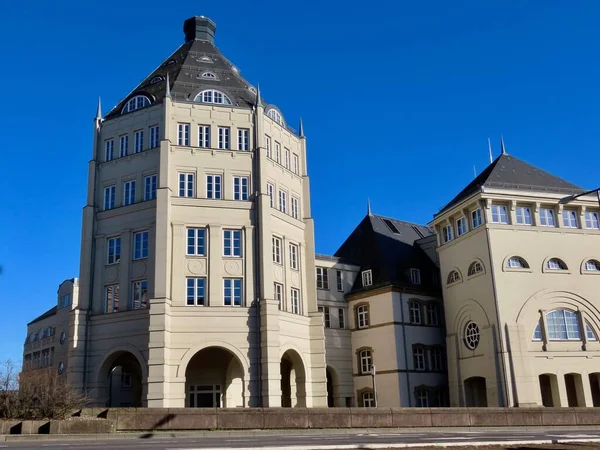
left=261, top=298, right=282, bottom=407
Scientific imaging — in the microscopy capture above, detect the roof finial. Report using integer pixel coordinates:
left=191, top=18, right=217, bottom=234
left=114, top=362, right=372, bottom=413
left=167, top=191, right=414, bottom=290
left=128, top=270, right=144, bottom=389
left=367, top=198, right=372, bottom=216
left=501, top=135, right=507, bottom=155
left=96, top=96, right=102, bottom=120
left=255, top=83, right=261, bottom=107
left=488, top=138, right=493, bottom=164
left=299, top=117, right=304, bottom=138
left=165, top=73, right=171, bottom=99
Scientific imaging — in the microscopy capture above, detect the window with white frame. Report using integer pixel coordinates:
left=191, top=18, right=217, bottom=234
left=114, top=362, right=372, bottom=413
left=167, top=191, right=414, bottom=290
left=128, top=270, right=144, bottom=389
left=442, top=224, right=453, bottom=243
left=233, top=176, right=249, bottom=200
left=338, top=308, right=345, bottom=329
left=223, top=230, right=242, bottom=257
left=223, top=279, right=243, bottom=306
left=360, top=349, right=372, bottom=374
left=316, top=267, right=329, bottom=289
left=177, top=123, right=190, bottom=146
left=218, top=127, right=230, bottom=149
left=587, top=323, right=597, bottom=341
left=291, top=288, right=300, bottom=314
left=144, top=174, right=157, bottom=201
left=107, top=237, right=121, bottom=265
left=178, top=173, right=194, bottom=198
left=201, top=71, right=217, bottom=79
left=149, top=125, right=159, bottom=148
left=267, top=183, right=274, bottom=207
left=585, top=211, right=600, bottom=229
left=409, top=301, right=421, bottom=324
left=321, top=306, right=330, bottom=328
left=292, top=153, right=299, bottom=174
left=104, top=185, right=116, bottom=210
left=275, top=142, right=281, bottom=163
left=289, top=243, right=299, bottom=270
left=123, top=180, right=136, bottom=206
left=516, top=206, right=532, bottom=225
left=426, top=303, right=439, bottom=326
left=105, top=285, right=119, bottom=313
left=539, top=208, right=555, bottom=227
left=362, top=270, right=373, bottom=287
left=447, top=270, right=461, bottom=284
left=207, top=175, right=222, bottom=199
left=265, top=135, right=272, bottom=158
left=105, top=139, right=114, bottom=161
left=506, top=256, right=529, bottom=269
left=238, top=129, right=249, bottom=151
left=468, top=261, right=483, bottom=276
left=133, top=231, right=149, bottom=260
left=357, top=305, right=369, bottom=328
left=562, top=210, right=578, bottom=228
left=456, top=217, right=467, bottom=236
left=278, top=189, right=287, bottom=213
left=134, top=130, right=144, bottom=153
left=410, top=268, right=421, bottom=285
left=272, top=236, right=282, bottom=264
left=491, top=205, right=508, bottom=224
left=291, top=196, right=299, bottom=219
left=131, top=279, right=148, bottom=309
left=546, top=258, right=567, bottom=270
left=416, top=388, right=429, bottom=407
left=284, top=149, right=290, bottom=169
left=274, top=283, right=283, bottom=310
left=546, top=309, right=580, bottom=340
left=186, top=278, right=206, bottom=306
left=186, top=228, right=206, bottom=256
left=336, top=270, right=343, bottom=291
left=413, top=347, right=426, bottom=370
left=362, top=391, right=375, bottom=408
left=121, top=95, right=150, bottom=113
left=119, top=135, right=128, bottom=157
left=584, top=259, right=600, bottom=271
left=471, top=209, right=483, bottom=228
left=195, top=89, right=232, bottom=105
left=432, top=347, right=444, bottom=371
left=267, top=108, right=283, bottom=125
left=198, top=125, right=210, bottom=148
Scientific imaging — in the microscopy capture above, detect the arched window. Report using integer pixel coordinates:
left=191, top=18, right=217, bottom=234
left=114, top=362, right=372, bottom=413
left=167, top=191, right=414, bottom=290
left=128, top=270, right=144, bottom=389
left=122, top=95, right=151, bottom=114
left=546, top=309, right=580, bottom=340
left=506, top=256, right=529, bottom=269
left=546, top=258, right=567, bottom=271
left=586, top=323, right=597, bottom=341
left=150, top=76, right=164, bottom=84
left=194, top=89, right=232, bottom=105
left=36, top=329, right=43, bottom=341
left=447, top=270, right=461, bottom=285
left=28, top=333, right=34, bottom=343
left=584, top=259, right=600, bottom=272
left=533, top=322, right=542, bottom=340
left=266, top=108, right=284, bottom=125
left=468, top=261, right=484, bottom=276
left=200, top=71, right=217, bottom=79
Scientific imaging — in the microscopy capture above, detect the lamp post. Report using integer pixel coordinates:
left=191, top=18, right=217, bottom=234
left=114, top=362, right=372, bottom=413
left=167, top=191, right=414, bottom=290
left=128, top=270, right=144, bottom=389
left=370, top=364, right=378, bottom=407
left=559, top=188, right=600, bottom=207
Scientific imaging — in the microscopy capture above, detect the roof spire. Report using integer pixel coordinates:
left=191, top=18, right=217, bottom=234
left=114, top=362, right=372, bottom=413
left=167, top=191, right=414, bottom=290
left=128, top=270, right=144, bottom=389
left=501, top=135, right=507, bottom=155
left=367, top=198, right=372, bottom=216
left=488, top=138, right=493, bottom=164
left=96, top=96, right=102, bottom=120
left=299, top=117, right=304, bottom=137
left=165, top=73, right=171, bottom=99
left=255, top=83, right=261, bottom=107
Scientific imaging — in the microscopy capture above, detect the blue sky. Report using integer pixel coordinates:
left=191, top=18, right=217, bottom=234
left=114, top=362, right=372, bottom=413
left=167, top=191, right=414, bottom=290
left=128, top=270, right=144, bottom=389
left=1, top=1, right=599, bottom=363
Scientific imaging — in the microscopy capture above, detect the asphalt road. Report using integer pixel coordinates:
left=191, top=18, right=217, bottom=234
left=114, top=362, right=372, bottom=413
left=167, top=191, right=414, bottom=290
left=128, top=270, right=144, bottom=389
left=2, top=428, right=600, bottom=449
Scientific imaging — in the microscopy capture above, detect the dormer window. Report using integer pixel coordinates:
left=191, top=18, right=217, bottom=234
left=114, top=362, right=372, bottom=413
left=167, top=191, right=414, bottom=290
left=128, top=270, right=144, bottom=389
left=121, top=95, right=151, bottom=114
left=200, top=71, right=217, bottom=79
left=546, top=258, right=568, bottom=271
left=150, top=76, right=164, bottom=84
left=410, top=268, right=421, bottom=285
left=266, top=108, right=284, bottom=125
left=194, top=89, right=232, bottom=105
left=362, top=270, right=373, bottom=287
left=584, top=259, right=600, bottom=271
left=198, top=56, right=213, bottom=63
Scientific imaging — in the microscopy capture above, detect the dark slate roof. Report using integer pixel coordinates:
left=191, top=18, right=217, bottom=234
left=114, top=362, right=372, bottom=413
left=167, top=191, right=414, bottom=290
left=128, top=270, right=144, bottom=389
left=334, top=214, right=440, bottom=294
left=435, top=153, right=584, bottom=216
left=28, top=306, right=57, bottom=326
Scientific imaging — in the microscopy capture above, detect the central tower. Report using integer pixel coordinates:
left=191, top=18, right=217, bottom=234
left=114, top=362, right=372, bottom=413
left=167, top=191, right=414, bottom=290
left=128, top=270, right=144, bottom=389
left=73, top=16, right=327, bottom=408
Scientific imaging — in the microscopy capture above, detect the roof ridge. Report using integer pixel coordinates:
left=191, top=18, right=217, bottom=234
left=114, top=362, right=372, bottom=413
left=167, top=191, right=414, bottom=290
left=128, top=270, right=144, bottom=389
left=371, top=213, right=430, bottom=229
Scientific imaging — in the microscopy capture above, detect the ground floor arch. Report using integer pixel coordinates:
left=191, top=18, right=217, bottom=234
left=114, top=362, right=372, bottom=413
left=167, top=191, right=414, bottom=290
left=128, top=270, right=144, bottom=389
left=281, top=349, right=306, bottom=407
left=97, top=350, right=144, bottom=407
left=590, top=373, right=600, bottom=407
left=564, top=373, right=585, bottom=407
left=184, top=346, right=245, bottom=408
left=464, top=376, right=487, bottom=407
left=539, top=373, right=560, bottom=407
left=326, top=366, right=338, bottom=407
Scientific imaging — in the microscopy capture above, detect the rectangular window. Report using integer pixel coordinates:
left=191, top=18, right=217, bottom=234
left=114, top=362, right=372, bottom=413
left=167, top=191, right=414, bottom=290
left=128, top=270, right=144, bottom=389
left=362, top=270, right=373, bottom=287
left=363, top=391, right=375, bottom=407
left=207, top=175, right=222, bottom=199
left=224, top=279, right=242, bottom=306
left=233, top=176, right=249, bottom=200
left=562, top=210, right=578, bottom=228
left=218, top=127, right=230, bottom=149
left=360, top=350, right=372, bottom=374
left=336, top=270, right=343, bottom=291
left=357, top=305, right=369, bottom=328
left=471, top=208, right=483, bottom=228
left=105, top=285, right=119, bottom=313
left=284, top=149, right=290, bottom=169
left=516, top=206, right=532, bottom=225
left=456, top=217, right=467, bottom=236
left=223, top=229, right=242, bottom=257
left=134, top=130, right=144, bottom=153
left=267, top=183, right=274, bottom=208
left=104, top=185, right=116, bottom=210
left=431, top=347, right=444, bottom=371
left=291, top=288, right=300, bottom=314
left=416, top=388, right=429, bottom=407
left=186, top=278, right=206, bottom=306
left=322, top=306, right=330, bottom=328
left=291, top=196, right=299, bottom=219
left=59, top=294, right=71, bottom=308
left=585, top=211, right=600, bottom=229
left=123, top=180, right=136, bottom=206
left=144, top=174, right=157, bottom=201
left=105, top=139, right=114, bottom=161
left=409, top=302, right=421, bottom=324
left=289, top=243, right=299, bottom=270
left=186, top=228, right=206, bottom=256
left=133, top=231, right=149, bottom=260
left=274, top=283, right=283, bottom=310
left=426, top=303, right=439, bottom=326
left=131, top=279, right=148, bottom=309
left=149, top=125, right=159, bottom=148
left=414, top=347, right=426, bottom=370
left=107, top=237, right=121, bottom=265
left=178, top=123, right=190, bottom=146
left=442, top=225, right=453, bottom=243
left=275, top=142, right=281, bottom=163
left=278, top=190, right=287, bottom=213
left=238, top=129, right=249, bottom=151
left=316, top=267, right=329, bottom=289
left=292, top=153, right=299, bottom=174
left=265, top=135, right=272, bottom=158
left=119, top=135, right=128, bottom=157
left=178, top=173, right=195, bottom=198
left=410, top=268, right=421, bottom=285
left=491, top=205, right=508, bottom=224
left=338, top=308, right=345, bottom=329
left=540, top=208, right=555, bottom=227
left=272, top=236, right=282, bottom=264
left=198, top=125, right=210, bottom=148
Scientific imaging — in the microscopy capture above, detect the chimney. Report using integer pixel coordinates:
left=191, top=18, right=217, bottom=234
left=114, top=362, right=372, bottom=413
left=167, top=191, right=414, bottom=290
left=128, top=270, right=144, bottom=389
left=184, top=16, right=216, bottom=44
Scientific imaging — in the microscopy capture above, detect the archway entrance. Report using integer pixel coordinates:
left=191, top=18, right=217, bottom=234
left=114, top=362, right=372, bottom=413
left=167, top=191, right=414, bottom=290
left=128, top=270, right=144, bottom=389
left=589, top=373, right=600, bottom=407
left=565, top=373, right=585, bottom=407
left=185, top=347, right=245, bottom=408
left=464, top=376, right=487, bottom=407
left=326, top=367, right=339, bottom=407
left=539, top=374, right=560, bottom=407
left=280, top=350, right=306, bottom=407
left=101, top=351, right=143, bottom=407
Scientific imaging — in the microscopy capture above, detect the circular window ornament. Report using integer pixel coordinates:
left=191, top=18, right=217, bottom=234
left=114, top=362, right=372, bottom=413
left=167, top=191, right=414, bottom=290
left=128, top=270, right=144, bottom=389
left=57, top=362, right=65, bottom=375
left=464, top=322, right=480, bottom=350
left=60, top=332, right=66, bottom=345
